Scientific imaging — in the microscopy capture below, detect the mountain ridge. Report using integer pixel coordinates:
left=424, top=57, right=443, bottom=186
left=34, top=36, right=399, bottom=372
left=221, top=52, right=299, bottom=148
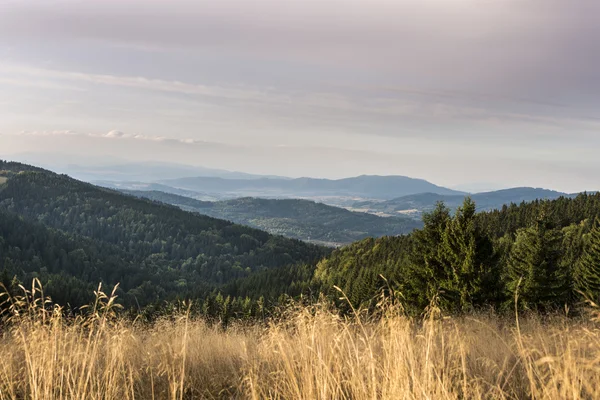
left=123, top=190, right=422, bottom=246
left=158, top=174, right=465, bottom=201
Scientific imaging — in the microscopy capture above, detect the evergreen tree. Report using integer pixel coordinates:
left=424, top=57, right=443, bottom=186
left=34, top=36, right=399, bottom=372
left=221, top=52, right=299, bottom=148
left=575, top=218, right=600, bottom=301
left=404, top=202, right=451, bottom=312
left=561, top=221, right=586, bottom=301
left=439, top=198, right=499, bottom=312
left=506, top=215, right=567, bottom=310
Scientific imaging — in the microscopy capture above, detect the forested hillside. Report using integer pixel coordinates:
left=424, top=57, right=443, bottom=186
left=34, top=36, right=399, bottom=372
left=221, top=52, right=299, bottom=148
left=124, top=190, right=421, bottom=246
left=315, top=193, right=600, bottom=314
left=0, top=161, right=329, bottom=309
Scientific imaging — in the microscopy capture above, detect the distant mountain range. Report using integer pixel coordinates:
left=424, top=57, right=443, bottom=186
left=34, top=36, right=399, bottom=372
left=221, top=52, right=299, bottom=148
left=6, top=157, right=585, bottom=228
left=123, top=190, right=422, bottom=246
left=155, top=175, right=465, bottom=202
left=56, top=162, right=290, bottom=182
left=351, top=187, right=578, bottom=219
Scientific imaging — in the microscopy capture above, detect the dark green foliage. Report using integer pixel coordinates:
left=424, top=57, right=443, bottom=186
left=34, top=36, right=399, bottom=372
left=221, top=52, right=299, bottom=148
left=438, top=198, right=500, bottom=311
left=314, top=235, right=412, bottom=310
left=506, top=216, right=568, bottom=310
left=0, top=161, right=330, bottom=308
left=575, top=218, right=600, bottom=301
left=404, top=202, right=452, bottom=312
left=478, top=193, right=600, bottom=238
left=225, top=263, right=318, bottom=300
left=314, top=193, right=600, bottom=315
left=403, top=199, right=500, bottom=313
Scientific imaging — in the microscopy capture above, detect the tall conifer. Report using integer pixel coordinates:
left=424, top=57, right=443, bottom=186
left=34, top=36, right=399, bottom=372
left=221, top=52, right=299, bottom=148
left=506, top=214, right=566, bottom=310
left=404, top=202, right=451, bottom=312
left=576, top=218, right=600, bottom=300
left=439, top=198, right=499, bottom=312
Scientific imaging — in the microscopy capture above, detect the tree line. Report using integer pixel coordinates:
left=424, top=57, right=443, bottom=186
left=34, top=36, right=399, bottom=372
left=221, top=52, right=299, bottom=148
left=316, top=195, right=600, bottom=315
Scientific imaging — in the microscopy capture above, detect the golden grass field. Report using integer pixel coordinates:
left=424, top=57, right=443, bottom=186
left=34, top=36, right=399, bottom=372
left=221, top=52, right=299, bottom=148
left=1, top=282, right=599, bottom=399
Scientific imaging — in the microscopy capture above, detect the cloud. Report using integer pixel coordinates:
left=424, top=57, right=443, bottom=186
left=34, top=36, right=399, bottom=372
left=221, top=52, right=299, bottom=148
left=2, top=0, right=598, bottom=97
left=104, top=130, right=125, bottom=138
left=14, top=130, right=212, bottom=146
left=0, top=64, right=272, bottom=103
left=2, top=0, right=600, bottom=112
left=3, top=63, right=599, bottom=136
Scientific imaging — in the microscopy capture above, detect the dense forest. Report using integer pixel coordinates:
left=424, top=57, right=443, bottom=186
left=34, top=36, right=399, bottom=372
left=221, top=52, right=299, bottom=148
left=317, top=194, right=600, bottom=314
left=2, top=160, right=600, bottom=320
left=0, top=161, right=329, bottom=312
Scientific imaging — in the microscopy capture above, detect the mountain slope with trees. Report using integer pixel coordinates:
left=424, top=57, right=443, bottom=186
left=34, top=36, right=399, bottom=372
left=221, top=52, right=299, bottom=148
left=315, top=193, right=600, bottom=314
left=0, top=161, right=330, bottom=308
left=124, top=190, right=421, bottom=246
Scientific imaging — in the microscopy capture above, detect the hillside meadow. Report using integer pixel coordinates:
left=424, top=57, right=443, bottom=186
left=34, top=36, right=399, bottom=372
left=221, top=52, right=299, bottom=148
left=0, top=282, right=599, bottom=400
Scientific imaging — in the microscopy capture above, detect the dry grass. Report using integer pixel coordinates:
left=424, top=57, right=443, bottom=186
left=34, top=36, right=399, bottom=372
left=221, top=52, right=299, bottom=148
left=0, top=177, right=7, bottom=185
left=1, top=282, right=600, bottom=399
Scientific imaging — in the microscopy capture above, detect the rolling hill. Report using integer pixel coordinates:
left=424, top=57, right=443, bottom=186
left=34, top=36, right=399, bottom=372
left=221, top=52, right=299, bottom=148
left=0, top=161, right=329, bottom=308
left=123, top=190, right=422, bottom=246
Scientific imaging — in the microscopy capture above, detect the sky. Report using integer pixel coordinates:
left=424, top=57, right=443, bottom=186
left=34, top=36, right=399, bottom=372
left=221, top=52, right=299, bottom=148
left=0, top=0, right=599, bottom=192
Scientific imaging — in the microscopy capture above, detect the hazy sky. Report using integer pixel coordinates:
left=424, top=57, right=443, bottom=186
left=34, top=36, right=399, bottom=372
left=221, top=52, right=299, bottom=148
left=1, top=0, right=599, bottom=192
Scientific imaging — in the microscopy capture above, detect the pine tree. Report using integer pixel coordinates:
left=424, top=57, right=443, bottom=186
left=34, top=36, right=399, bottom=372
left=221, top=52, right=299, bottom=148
left=506, top=215, right=567, bottom=310
left=575, top=218, right=600, bottom=300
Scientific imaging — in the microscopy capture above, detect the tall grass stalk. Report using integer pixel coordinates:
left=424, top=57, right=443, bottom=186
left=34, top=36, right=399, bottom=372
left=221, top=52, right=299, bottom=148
left=0, top=281, right=599, bottom=399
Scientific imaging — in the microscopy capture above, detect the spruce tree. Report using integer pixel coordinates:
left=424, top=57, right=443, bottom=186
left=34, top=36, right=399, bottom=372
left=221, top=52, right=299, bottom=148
left=440, top=198, right=499, bottom=312
left=561, top=222, right=585, bottom=301
left=506, top=215, right=567, bottom=310
left=404, top=202, right=451, bottom=312
left=575, top=218, right=600, bottom=301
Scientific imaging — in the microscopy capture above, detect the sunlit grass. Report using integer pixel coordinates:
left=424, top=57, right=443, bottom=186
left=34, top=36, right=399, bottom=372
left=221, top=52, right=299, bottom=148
left=0, top=280, right=599, bottom=399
